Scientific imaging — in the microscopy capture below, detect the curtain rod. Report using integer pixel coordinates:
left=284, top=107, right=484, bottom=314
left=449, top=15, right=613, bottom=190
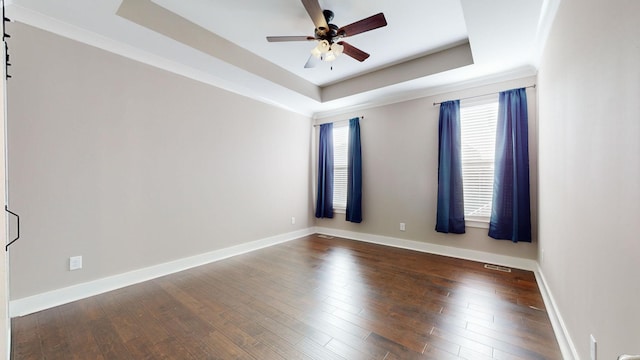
left=313, top=116, right=364, bottom=127
left=432, top=84, right=536, bottom=106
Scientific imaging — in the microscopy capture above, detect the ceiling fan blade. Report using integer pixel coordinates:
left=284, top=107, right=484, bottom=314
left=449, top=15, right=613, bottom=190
left=301, top=0, right=329, bottom=33
left=338, top=13, right=387, bottom=37
left=266, top=36, right=315, bottom=42
left=304, top=55, right=320, bottom=68
left=338, top=41, right=370, bottom=62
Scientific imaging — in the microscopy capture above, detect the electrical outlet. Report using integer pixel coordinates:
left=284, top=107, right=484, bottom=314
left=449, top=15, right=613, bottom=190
left=291, top=217, right=296, bottom=225
left=69, top=256, right=83, bottom=271
left=400, top=223, right=406, bottom=231
left=590, top=334, right=597, bottom=360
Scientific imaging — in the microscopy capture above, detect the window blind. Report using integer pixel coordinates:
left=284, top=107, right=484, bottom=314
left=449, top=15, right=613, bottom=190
left=460, top=100, right=498, bottom=220
left=333, top=124, right=349, bottom=209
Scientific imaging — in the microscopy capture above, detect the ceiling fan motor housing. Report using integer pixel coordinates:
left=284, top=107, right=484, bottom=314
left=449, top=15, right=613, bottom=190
left=315, top=10, right=340, bottom=41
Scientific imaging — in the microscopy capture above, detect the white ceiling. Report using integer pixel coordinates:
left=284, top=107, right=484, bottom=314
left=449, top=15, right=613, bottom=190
left=5, top=0, right=555, bottom=117
left=152, top=0, right=469, bottom=86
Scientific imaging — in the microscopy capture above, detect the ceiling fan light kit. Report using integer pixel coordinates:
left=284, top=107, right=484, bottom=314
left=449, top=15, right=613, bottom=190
left=267, top=0, right=387, bottom=68
left=311, top=40, right=344, bottom=62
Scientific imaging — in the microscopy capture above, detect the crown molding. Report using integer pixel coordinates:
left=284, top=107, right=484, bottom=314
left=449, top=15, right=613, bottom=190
left=312, top=66, right=537, bottom=120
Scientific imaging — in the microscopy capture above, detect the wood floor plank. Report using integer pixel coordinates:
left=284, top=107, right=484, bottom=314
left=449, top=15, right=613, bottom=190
left=34, top=308, right=73, bottom=359
left=57, top=302, right=106, bottom=360
left=366, top=332, right=429, bottom=360
left=88, top=317, right=131, bottom=359
left=10, top=312, right=42, bottom=360
left=325, top=337, right=387, bottom=360
left=253, top=329, right=317, bottom=360
left=11, top=235, right=563, bottom=359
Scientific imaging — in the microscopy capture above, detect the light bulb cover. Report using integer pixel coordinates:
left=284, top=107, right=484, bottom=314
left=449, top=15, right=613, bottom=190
left=310, top=46, right=322, bottom=58
left=331, top=43, right=344, bottom=56
left=317, top=40, right=330, bottom=53
left=323, top=51, right=337, bottom=62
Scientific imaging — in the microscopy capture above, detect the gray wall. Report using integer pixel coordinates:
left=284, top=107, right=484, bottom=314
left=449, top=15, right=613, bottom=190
left=7, top=23, right=313, bottom=299
left=537, top=0, right=640, bottom=358
left=315, top=76, right=538, bottom=261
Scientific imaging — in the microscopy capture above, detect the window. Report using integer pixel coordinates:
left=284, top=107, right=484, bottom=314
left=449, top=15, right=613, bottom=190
left=460, top=98, right=498, bottom=222
left=332, top=124, right=349, bottom=210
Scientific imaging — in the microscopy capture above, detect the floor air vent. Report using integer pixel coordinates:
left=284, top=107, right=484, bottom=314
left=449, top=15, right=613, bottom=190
left=484, top=264, right=512, bottom=273
left=317, top=234, right=335, bottom=239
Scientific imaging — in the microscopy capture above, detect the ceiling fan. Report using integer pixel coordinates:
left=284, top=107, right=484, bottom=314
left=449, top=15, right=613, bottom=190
left=266, top=0, right=387, bottom=68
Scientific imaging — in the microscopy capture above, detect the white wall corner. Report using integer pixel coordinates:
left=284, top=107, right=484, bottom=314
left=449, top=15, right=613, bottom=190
left=9, top=227, right=316, bottom=317
left=534, top=265, right=580, bottom=360
left=531, top=0, right=563, bottom=68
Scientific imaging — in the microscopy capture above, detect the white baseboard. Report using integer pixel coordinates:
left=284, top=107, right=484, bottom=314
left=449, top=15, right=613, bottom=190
left=9, top=228, right=315, bottom=317
left=313, top=226, right=538, bottom=271
left=535, top=265, right=580, bottom=360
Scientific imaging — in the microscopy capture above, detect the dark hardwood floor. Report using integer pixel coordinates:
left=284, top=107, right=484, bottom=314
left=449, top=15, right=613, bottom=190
left=11, top=235, right=563, bottom=359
